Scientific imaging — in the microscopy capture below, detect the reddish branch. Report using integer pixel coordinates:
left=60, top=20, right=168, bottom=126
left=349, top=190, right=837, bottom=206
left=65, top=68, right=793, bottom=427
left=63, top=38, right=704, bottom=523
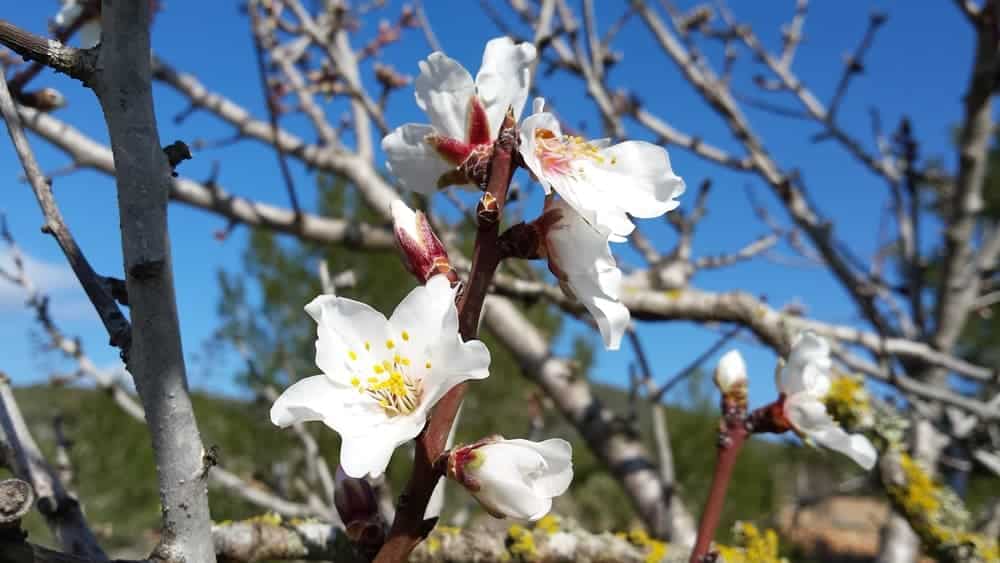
left=688, top=395, right=749, bottom=562
left=373, top=109, right=518, bottom=563
left=688, top=396, right=790, bottom=562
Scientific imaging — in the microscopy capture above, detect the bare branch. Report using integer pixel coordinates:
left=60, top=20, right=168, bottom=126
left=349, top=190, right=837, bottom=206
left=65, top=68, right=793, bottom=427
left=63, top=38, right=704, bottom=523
left=0, top=374, right=107, bottom=559
left=0, top=68, right=131, bottom=353
left=0, top=19, right=95, bottom=83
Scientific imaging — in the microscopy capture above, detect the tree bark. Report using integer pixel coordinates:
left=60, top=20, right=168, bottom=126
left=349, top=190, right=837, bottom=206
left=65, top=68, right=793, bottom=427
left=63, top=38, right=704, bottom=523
left=91, top=2, right=216, bottom=561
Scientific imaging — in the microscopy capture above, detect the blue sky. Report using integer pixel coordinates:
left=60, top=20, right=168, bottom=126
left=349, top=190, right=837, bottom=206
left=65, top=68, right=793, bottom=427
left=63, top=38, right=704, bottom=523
left=0, top=1, right=978, bottom=409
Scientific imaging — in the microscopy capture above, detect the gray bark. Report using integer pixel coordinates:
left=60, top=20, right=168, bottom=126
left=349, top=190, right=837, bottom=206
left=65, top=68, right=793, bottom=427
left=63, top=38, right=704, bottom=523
left=89, top=2, right=216, bottom=561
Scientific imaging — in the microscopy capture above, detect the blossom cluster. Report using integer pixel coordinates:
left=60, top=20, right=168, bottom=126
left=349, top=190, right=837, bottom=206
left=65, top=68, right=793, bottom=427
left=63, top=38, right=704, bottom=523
left=269, top=35, right=877, bottom=534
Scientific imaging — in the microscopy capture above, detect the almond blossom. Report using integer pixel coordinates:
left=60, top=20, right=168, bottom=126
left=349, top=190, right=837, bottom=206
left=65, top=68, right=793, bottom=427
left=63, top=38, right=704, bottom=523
left=541, top=196, right=629, bottom=350
left=777, top=332, right=877, bottom=470
left=270, top=275, right=491, bottom=478
left=382, top=37, right=536, bottom=192
left=519, top=98, right=685, bottom=242
left=447, top=437, right=573, bottom=520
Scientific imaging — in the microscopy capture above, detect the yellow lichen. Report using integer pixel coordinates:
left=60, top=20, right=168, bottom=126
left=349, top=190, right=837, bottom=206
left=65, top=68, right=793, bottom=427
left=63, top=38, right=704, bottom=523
left=619, top=528, right=668, bottom=563
left=535, top=514, right=560, bottom=535
left=664, top=288, right=683, bottom=300
left=885, top=452, right=1000, bottom=561
left=823, top=374, right=871, bottom=429
left=712, top=522, right=787, bottom=563
left=897, top=454, right=941, bottom=514
left=426, top=534, right=441, bottom=554
left=506, top=524, right=537, bottom=561
left=247, top=512, right=283, bottom=526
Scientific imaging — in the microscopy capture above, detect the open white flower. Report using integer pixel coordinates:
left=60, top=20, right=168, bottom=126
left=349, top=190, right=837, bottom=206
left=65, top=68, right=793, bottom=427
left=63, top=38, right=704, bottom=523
left=270, top=275, right=491, bottom=478
left=382, top=37, right=536, bottom=192
left=448, top=437, right=573, bottom=520
left=778, top=332, right=877, bottom=470
left=542, top=197, right=629, bottom=350
left=520, top=98, right=685, bottom=242
left=55, top=0, right=102, bottom=48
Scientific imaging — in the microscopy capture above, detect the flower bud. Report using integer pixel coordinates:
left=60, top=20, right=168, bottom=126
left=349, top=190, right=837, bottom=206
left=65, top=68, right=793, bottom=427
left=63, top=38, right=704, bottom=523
left=447, top=436, right=573, bottom=521
left=391, top=199, right=454, bottom=283
left=714, top=349, right=748, bottom=399
left=334, top=466, right=384, bottom=546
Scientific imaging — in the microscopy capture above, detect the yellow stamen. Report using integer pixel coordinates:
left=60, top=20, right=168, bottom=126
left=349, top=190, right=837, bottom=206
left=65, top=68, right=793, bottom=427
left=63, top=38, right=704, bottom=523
left=401, top=357, right=411, bottom=366
left=348, top=350, right=358, bottom=361
left=350, top=376, right=360, bottom=387
left=402, top=331, right=410, bottom=341
left=373, top=364, right=385, bottom=374
left=386, top=339, right=395, bottom=349
left=425, top=361, right=432, bottom=369
left=364, top=341, right=371, bottom=351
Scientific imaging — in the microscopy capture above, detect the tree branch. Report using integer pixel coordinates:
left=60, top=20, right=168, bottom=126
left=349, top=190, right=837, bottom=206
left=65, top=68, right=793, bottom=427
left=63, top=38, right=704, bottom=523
left=0, top=375, right=107, bottom=559
left=0, top=19, right=95, bottom=84
left=89, top=2, right=215, bottom=560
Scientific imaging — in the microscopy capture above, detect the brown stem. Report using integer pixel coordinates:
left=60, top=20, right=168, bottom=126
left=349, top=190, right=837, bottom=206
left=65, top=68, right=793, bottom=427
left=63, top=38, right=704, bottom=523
left=7, top=0, right=99, bottom=94
left=688, top=396, right=749, bottom=563
left=373, top=108, right=518, bottom=563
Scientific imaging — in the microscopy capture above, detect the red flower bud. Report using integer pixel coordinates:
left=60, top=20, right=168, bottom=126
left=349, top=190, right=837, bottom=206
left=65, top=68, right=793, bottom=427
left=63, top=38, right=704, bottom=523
left=334, top=466, right=384, bottom=547
left=391, top=199, right=456, bottom=284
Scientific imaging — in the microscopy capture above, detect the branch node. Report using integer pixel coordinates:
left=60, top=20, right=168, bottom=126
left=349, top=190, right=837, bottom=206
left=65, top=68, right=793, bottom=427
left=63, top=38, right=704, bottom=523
left=128, top=258, right=166, bottom=281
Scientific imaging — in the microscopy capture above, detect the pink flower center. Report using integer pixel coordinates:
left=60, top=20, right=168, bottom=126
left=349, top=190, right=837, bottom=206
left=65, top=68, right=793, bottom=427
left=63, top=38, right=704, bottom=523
left=533, top=128, right=608, bottom=177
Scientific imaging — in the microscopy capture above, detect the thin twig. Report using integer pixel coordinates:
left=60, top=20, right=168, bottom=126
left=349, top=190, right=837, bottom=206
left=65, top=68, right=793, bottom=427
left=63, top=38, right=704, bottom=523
left=0, top=65, right=131, bottom=353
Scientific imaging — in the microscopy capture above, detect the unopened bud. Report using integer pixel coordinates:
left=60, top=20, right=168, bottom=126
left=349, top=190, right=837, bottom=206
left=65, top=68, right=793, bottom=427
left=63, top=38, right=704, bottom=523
left=334, top=466, right=384, bottom=547
left=391, top=199, right=454, bottom=283
left=446, top=435, right=573, bottom=521
left=714, top=350, right=748, bottom=399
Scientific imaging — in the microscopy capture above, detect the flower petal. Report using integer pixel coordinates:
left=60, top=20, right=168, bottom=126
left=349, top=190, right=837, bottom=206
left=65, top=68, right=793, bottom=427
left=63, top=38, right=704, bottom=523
left=388, top=274, right=457, bottom=355
left=784, top=393, right=877, bottom=470
left=424, top=336, right=491, bottom=406
left=415, top=53, right=475, bottom=140
left=306, top=294, right=390, bottom=377
left=475, top=37, right=537, bottom=136
left=339, top=420, right=414, bottom=478
left=779, top=331, right=832, bottom=397
left=383, top=124, right=454, bottom=193
left=507, top=438, right=573, bottom=498
left=518, top=107, right=563, bottom=195
left=545, top=199, right=629, bottom=349
left=715, top=350, right=748, bottom=393
left=471, top=446, right=552, bottom=520
left=270, top=375, right=346, bottom=427
left=595, top=141, right=685, bottom=219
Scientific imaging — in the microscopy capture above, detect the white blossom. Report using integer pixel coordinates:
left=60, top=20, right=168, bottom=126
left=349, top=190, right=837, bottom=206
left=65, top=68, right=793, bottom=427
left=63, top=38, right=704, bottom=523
left=382, top=37, right=536, bottom=192
left=270, top=275, right=491, bottom=478
left=542, top=197, right=629, bottom=350
left=778, top=332, right=878, bottom=470
left=449, top=438, right=573, bottom=521
left=520, top=98, right=685, bottom=242
left=714, top=349, right=748, bottom=395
